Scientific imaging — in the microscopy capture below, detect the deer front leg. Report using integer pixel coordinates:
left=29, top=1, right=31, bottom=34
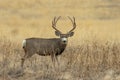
left=55, top=56, right=59, bottom=67
left=51, top=54, right=56, bottom=69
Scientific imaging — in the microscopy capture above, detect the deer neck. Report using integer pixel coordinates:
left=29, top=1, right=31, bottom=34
left=60, top=41, right=67, bottom=49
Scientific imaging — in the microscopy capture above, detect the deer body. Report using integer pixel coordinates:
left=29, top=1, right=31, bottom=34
left=23, top=38, right=67, bottom=56
left=21, top=16, right=76, bottom=68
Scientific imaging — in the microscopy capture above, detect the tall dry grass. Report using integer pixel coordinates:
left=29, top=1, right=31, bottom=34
left=0, top=36, right=120, bottom=80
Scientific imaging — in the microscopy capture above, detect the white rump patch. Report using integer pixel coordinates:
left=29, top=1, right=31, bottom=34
left=22, top=39, right=26, bottom=47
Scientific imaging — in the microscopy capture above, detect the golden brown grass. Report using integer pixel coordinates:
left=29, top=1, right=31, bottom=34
left=0, top=0, right=120, bottom=80
left=0, top=36, right=120, bottom=80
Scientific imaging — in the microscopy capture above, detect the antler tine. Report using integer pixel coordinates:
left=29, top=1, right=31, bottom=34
left=73, top=16, right=76, bottom=27
left=68, top=16, right=73, bottom=24
left=68, top=16, right=76, bottom=33
left=52, top=16, right=61, bottom=32
left=55, top=16, right=61, bottom=23
left=53, top=16, right=56, bottom=24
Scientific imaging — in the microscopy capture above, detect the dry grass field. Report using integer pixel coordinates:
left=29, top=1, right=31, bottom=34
left=0, top=0, right=120, bottom=80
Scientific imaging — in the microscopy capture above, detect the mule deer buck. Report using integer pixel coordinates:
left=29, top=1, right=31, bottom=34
left=21, top=16, right=76, bottom=68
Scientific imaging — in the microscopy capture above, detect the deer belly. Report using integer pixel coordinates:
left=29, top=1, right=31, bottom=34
left=36, top=49, right=51, bottom=56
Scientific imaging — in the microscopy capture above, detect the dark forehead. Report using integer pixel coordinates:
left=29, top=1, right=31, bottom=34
left=60, top=34, right=68, bottom=37
left=61, top=34, right=67, bottom=35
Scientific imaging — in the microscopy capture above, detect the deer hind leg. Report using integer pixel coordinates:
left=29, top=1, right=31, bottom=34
left=21, top=54, right=27, bottom=68
left=21, top=52, right=33, bottom=68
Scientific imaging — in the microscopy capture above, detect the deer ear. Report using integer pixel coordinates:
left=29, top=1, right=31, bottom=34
left=68, top=32, right=74, bottom=37
left=55, top=31, right=61, bottom=36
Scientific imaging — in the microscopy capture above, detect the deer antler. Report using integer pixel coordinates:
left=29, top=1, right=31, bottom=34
left=68, top=16, right=76, bottom=33
left=52, top=16, right=61, bottom=32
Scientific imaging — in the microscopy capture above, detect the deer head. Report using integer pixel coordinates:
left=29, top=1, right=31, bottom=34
left=52, top=16, right=76, bottom=44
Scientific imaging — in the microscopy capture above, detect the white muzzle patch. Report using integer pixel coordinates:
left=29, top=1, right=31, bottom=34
left=61, top=38, right=67, bottom=43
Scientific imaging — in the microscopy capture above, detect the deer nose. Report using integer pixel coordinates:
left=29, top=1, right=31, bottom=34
left=63, top=40, right=66, bottom=43
left=62, top=40, right=67, bottom=44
